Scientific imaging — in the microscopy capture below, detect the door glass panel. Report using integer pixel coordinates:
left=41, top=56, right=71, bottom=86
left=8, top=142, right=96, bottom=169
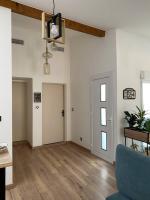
left=101, top=108, right=106, bottom=126
left=101, top=132, right=107, bottom=151
left=100, top=84, right=106, bottom=102
left=142, top=82, right=150, bottom=118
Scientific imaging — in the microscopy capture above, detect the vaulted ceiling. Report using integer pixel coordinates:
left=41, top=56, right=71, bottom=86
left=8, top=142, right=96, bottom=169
left=13, top=0, right=150, bottom=37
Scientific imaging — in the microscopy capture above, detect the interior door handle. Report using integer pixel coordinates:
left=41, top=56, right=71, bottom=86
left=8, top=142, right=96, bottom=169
left=107, top=119, right=112, bottom=123
left=62, top=110, right=64, bottom=117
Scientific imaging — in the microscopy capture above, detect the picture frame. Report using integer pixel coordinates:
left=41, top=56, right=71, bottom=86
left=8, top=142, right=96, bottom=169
left=34, top=92, right=41, bottom=103
left=123, top=88, right=136, bottom=100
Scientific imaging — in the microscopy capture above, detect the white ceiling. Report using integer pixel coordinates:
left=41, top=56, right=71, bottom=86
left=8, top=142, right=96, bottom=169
left=13, top=0, right=150, bottom=37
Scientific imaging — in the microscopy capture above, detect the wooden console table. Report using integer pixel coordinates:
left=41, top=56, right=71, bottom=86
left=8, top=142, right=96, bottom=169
left=0, top=150, right=12, bottom=200
left=124, top=128, right=150, bottom=156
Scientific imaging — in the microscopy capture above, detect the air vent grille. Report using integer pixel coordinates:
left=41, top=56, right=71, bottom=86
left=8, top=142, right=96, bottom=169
left=12, top=38, right=24, bottom=45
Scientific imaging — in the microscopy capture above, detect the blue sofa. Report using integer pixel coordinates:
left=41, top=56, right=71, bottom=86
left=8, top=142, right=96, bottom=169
left=106, top=144, right=150, bottom=200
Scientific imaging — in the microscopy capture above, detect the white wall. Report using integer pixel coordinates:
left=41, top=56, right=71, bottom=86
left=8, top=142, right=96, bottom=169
left=0, top=7, right=12, bottom=185
left=70, top=30, right=117, bottom=150
left=70, top=28, right=150, bottom=155
left=116, top=30, right=150, bottom=144
left=12, top=13, right=71, bottom=147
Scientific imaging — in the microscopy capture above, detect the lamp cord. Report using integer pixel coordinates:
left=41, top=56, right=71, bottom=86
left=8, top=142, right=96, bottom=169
left=53, top=0, right=55, bottom=15
left=45, top=41, right=48, bottom=64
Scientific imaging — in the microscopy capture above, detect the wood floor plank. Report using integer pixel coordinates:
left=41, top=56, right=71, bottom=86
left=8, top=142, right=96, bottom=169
left=7, top=143, right=117, bottom=200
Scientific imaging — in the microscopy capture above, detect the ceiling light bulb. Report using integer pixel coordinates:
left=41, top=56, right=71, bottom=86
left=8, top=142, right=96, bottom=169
left=51, top=23, right=58, bottom=37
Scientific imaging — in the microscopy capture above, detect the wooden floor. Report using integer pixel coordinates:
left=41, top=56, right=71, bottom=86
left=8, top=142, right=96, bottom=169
left=6, top=143, right=116, bottom=200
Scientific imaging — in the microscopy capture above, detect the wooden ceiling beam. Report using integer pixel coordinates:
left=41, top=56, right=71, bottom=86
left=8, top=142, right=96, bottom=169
left=65, top=19, right=105, bottom=37
left=0, top=0, right=105, bottom=37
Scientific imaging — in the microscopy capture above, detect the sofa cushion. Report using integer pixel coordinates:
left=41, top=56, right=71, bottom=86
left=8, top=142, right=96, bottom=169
left=116, top=145, right=150, bottom=200
left=106, top=193, right=130, bottom=200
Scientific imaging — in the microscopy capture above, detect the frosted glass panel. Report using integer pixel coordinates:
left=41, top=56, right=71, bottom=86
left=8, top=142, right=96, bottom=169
left=143, top=82, right=150, bottom=118
left=101, top=108, right=106, bottom=126
left=100, top=84, right=106, bottom=102
left=101, top=132, right=107, bottom=151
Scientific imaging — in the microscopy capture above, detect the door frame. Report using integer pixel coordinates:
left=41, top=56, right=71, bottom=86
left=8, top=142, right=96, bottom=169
left=12, top=77, right=33, bottom=146
left=90, top=71, right=115, bottom=163
left=42, top=83, right=66, bottom=144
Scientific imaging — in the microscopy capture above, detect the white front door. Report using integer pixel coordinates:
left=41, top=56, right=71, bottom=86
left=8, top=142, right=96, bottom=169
left=91, top=74, right=114, bottom=163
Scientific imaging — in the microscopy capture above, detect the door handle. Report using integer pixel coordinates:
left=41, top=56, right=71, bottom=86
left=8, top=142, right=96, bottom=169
left=107, top=119, right=112, bottom=123
left=62, top=110, right=64, bottom=117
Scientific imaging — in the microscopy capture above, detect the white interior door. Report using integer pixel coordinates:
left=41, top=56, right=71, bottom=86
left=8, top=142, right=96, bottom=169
left=91, top=75, right=113, bottom=163
left=42, top=84, right=64, bottom=144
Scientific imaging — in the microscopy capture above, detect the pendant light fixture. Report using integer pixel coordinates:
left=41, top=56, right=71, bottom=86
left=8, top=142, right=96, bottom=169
left=42, top=0, right=65, bottom=75
left=42, top=0, right=65, bottom=45
left=49, top=0, right=59, bottom=39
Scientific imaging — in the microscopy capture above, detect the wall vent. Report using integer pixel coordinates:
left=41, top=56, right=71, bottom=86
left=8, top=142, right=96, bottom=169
left=12, top=38, right=24, bottom=45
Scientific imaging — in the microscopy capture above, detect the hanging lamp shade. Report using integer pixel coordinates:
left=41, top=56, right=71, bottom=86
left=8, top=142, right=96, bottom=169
left=42, top=12, right=65, bottom=44
left=43, top=62, right=50, bottom=75
left=47, top=13, right=62, bottom=40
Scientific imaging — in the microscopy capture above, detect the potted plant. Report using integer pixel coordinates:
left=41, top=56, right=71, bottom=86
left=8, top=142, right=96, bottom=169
left=135, top=106, right=146, bottom=130
left=124, top=106, right=149, bottom=154
left=124, top=111, right=137, bottom=128
left=144, top=119, right=150, bottom=132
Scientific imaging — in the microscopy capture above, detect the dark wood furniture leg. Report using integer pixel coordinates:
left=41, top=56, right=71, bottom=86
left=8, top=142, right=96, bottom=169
left=125, top=137, right=127, bottom=146
left=147, top=143, right=149, bottom=156
left=0, top=168, right=5, bottom=200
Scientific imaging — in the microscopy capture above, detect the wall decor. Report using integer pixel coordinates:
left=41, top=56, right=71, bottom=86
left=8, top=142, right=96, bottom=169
left=123, top=88, right=136, bottom=100
left=34, top=93, right=41, bottom=103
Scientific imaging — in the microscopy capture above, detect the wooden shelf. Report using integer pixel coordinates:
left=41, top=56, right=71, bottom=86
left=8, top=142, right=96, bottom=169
left=0, top=150, right=12, bottom=169
left=124, top=128, right=150, bottom=143
left=124, top=128, right=150, bottom=156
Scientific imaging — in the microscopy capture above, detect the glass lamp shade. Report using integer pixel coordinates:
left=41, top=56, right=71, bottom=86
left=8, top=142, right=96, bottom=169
left=51, top=23, right=59, bottom=38
left=43, top=62, right=50, bottom=75
left=46, top=13, right=62, bottom=40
